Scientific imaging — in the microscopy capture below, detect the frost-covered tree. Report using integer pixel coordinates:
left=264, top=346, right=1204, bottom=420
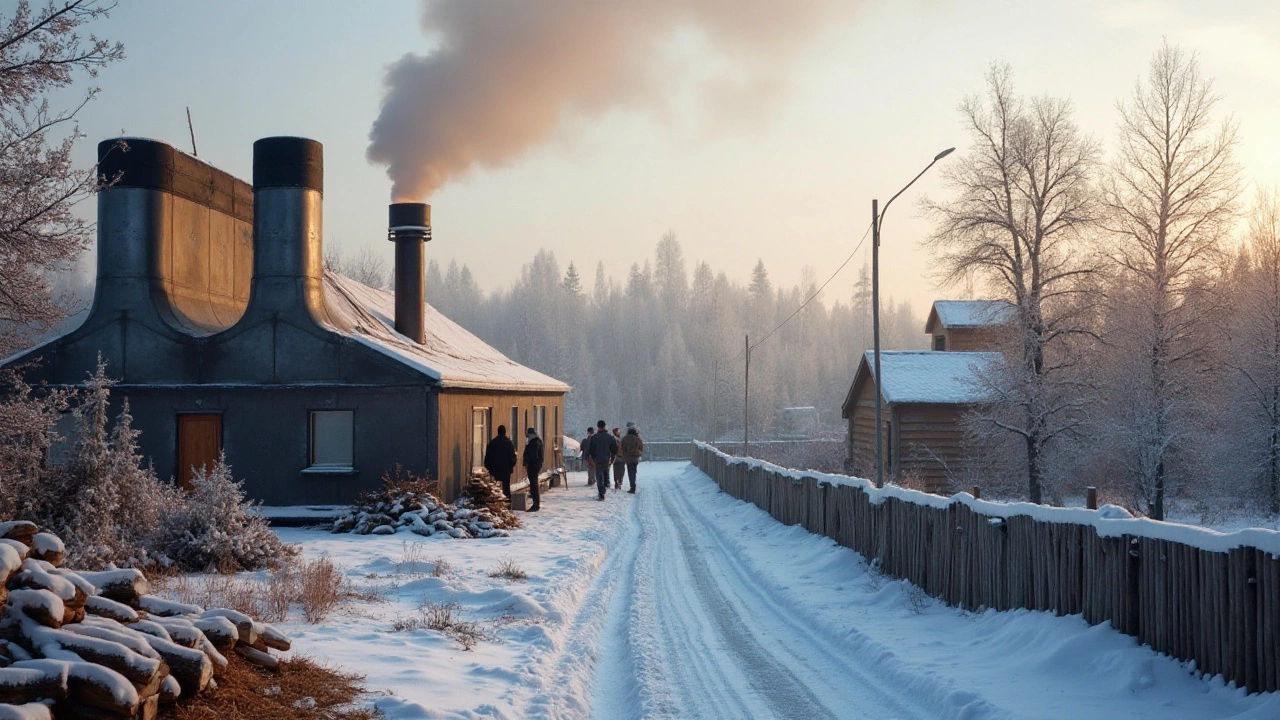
left=922, top=63, right=1100, bottom=504
left=0, top=0, right=124, bottom=355
left=1100, top=40, right=1240, bottom=519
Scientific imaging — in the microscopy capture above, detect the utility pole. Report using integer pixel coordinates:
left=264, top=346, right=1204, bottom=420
left=871, top=146, right=955, bottom=490
left=743, top=335, right=751, bottom=450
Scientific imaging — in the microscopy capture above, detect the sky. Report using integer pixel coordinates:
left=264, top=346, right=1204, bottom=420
left=67, top=0, right=1280, bottom=312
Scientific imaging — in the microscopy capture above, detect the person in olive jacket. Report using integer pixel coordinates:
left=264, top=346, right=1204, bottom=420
left=523, top=427, right=544, bottom=512
left=620, top=422, right=645, bottom=493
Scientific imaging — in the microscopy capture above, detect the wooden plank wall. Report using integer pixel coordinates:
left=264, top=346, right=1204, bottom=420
left=691, top=444, right=1280, bottom=694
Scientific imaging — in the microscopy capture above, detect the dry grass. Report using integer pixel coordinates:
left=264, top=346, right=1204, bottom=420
left=159, top=652, right=382, bottom=719
left=430, top=557, right=451, bottom=578
left=154, top=556, right=358, bottom=624
left=486, top=556, right=527, bottom=582
left=391, top=600, right=489, bottom=650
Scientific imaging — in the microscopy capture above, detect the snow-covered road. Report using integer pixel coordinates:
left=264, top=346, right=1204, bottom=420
left=277, top=462, right=1280, bottom=719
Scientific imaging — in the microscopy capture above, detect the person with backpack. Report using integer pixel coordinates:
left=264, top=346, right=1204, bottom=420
left=584, top=419, right=618, bottom=501
left=483, top=425, right=518, bottom=500
left=620, top=422, right=645, bottom=494
left=611, top=427, right=625, bottom=490
left=523, top=427, right=544, bottom=512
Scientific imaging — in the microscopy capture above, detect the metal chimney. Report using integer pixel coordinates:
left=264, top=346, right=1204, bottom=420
left=249, top=137, right=325, bottom=316
left=388, top=202, right=431, bottom=343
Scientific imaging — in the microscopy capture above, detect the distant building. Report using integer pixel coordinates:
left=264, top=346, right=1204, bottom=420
left=2, top=136, right=568, bottom=505
left=924, top=300, right=1014, bottom=351
left=842, top=300, right=1010, bottom=492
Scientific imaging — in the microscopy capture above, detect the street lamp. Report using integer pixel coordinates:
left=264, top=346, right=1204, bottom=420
left=872, top=146, right=954, bottom=489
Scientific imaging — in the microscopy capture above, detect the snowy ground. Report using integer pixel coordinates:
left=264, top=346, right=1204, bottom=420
left=274, top=462, right=1280, bottom=719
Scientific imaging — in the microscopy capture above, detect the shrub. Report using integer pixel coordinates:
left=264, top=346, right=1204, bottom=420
left=153, top=453, right=296, bottom=573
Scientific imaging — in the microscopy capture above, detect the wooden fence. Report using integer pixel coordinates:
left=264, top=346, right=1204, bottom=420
left=692, top=442, right=1280, bottom=694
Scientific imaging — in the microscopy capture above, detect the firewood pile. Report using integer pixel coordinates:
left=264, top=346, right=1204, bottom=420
left=0, top=520, right=291, bottom=719
left=457, top=480, right=520, bottom=530
left=330, top=479, right=516, bottom=538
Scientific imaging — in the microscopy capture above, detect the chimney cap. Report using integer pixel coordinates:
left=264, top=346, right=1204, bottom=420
left=253, top=137, right=323, bottom=192
left=389, top=202, right=430, bottom=233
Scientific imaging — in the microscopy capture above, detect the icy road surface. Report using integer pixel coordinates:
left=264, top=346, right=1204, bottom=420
left=277, top=462, right=1279, bottom=719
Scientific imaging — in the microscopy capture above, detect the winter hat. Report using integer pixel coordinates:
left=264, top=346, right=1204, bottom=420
left=497, top=425, right=507, bottom=436
left=527, top=427, right=537, bottom=436
left=597, top=420, right=607, bottom=429
left=626, top=422, right=635, bottom=429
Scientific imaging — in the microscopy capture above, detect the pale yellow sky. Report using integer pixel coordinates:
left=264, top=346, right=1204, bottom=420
left=72, top=0, right=1279, bottom=312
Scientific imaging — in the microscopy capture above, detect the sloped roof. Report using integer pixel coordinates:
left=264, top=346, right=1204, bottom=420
left=842, top=350, right=998, bottom=416
left=323, top=271, right=570, bottom=394
left=925, top=300, right=1015, bottom=334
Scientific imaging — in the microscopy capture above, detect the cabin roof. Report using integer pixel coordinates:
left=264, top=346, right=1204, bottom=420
left=925, top=300, right=1015, bottom=334
left=842, top=350, right=998, bottom=416
left=324, top=271, right=571, bottom=393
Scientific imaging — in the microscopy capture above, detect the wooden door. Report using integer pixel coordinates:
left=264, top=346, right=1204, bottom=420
left=177, top=414, right=222, bottom=490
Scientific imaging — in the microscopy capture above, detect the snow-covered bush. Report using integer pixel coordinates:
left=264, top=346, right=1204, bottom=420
left=153, top=454, right=295, bottom=573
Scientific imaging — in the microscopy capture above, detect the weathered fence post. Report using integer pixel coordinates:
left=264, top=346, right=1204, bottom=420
left=1086, top=487, right=1098, bottom=510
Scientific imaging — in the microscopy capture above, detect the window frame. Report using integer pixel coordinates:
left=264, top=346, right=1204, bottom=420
left=309, top=410, right=354, bottom=470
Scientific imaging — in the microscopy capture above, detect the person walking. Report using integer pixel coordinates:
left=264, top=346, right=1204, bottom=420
left=584, top=419, right=618, bottom=500
left=583, top=426, right=596, bottom=486
left=483, top=425, right=518, bottom=500
left=611, top=427, right=625, bottom=490
left=523, top=427, right=544, bottom=512
left=620, top=422, right=644, bottom=494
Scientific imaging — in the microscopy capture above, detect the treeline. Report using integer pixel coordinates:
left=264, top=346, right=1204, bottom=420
left=914, top=42, right=1279, bottom=521
left=411, top=237, right=925, bottom=442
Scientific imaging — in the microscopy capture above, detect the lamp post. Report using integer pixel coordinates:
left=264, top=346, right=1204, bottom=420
left=873, top=146, right=954, bottom=489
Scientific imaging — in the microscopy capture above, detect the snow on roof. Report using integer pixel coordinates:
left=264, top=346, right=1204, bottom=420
left=323, top=271, right=570, bottom=394
left=864, top=350, right=997, bottom=405
left=930, top=300, right=1014, bottom=329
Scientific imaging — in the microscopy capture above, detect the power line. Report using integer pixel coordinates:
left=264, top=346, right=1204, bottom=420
left=745, top=219, right=874, bottom=356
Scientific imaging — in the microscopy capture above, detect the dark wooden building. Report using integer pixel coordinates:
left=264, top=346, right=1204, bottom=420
left=924, top=300, right=1013, bottom=351
left=2, top=136, right=568, bottom=505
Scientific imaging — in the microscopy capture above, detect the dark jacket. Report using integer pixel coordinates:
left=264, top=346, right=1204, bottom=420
left=523, top=436, right=544, bottom=469
left=483, top=435, right=517, bottom=477
left=620, top=428, right=644, bottom=461
left=586, top=431, right=618, bottom=465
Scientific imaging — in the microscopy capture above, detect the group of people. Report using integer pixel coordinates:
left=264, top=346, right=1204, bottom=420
left=480, top=418, right=645, bottom=511
left=581, top=421, right=645, bottom=501
left=481, top=426, right=544, bottom=512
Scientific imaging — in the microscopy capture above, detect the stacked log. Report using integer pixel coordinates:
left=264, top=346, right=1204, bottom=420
left=0, top=522, right=291, bottom=718
left=331, top=480, right=514, bottom=537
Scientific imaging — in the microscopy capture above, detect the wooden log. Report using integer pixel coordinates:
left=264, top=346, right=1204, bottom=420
left=6, top=590, right=63, bottom=629
left=0, top=524, right=37, bottom=548
left=158, top=675, right=179, bottom=703
left=21, top=626, right=163, bottom=691
left=0, top=703, right=53, bottom=720
left=84, top=597, right=138, bottom=624
left=190, top=618, right=236, bottom=653
left=198, top=609, right=258, bottom=647
left=75, top=571, right=147, bottom=606
left=10, top=561, right=85, bottom=610
left=259, top=624, right=291, bottom=652
left=27, top=536, right=63, bottom=569
left=0, top=665, right=68, bottom=704
left=134, top=597, right=200, bottom=619
left=234, top=643, right=277, bottom=671
left=136, top=634, right=211, bottom=699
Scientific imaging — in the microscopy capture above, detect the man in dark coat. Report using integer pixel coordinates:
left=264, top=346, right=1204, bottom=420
left=523, top=427, right=544, bottom=512
left=584, top=419, right=618, bottom=501
left=483, top=425, right=518, bottom=500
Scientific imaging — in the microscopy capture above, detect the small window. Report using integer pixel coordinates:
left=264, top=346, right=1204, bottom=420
left=534, top=405, right=547, bottom=440
left=471, top=407, right=492, bottom=473
left=933, top=334, right=946, bottom=351
left=310, top=411, right=353, bottom=468
left=510, top=406, right=520, bottom=449
left=553, top=406, right=560, bottom=450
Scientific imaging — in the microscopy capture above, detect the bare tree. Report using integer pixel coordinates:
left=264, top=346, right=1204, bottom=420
left=324, top=245, right=390, bottom=289
left=0, top=1, right=123, bottom=355
left=1100, top=40, right=1240, bottom=520
left=1222, top=188, right=1280, bottom=513
left=922, top=64, right=1100, bottom=504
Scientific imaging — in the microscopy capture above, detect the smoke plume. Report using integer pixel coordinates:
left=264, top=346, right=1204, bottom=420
left=368, top=0, right=856, bottom=201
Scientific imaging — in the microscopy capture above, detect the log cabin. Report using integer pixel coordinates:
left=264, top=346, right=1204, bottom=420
left=2, top=136, right=568, bottom=505
left=925, top=300, right=1014, bottom=351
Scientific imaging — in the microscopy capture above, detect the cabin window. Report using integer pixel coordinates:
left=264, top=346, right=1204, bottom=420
left=553, top=406, right=560, bottom=450
left=933, top=334, right=946, bottom=351
left=471, top=407, right=492, bottom=474
left=533, top=405, right=547, bottom=441
left=310, top=411, right=353, bottom=468
left=885, top=420, right=894, bottom=470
